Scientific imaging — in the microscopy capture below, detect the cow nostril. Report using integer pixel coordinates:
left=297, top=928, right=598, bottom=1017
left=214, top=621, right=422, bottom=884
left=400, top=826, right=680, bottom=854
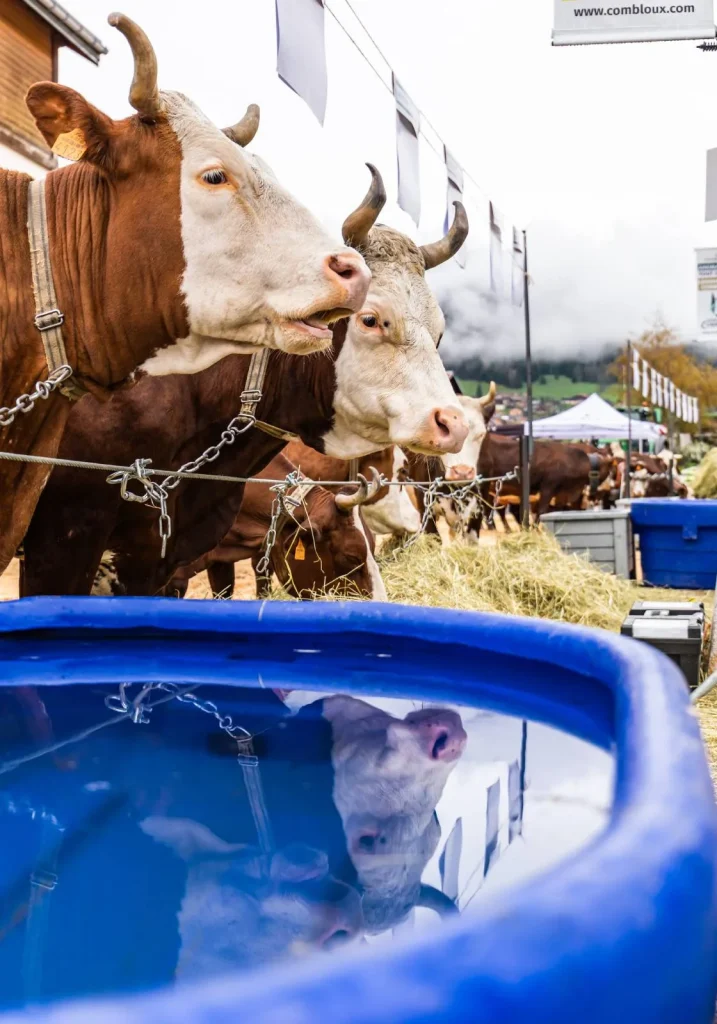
left=433, top=410, right=451, bottom=438
left=431, top=730, right=449, bottom=759
left=327, top=253, right=359, bottom=281
left=322, top=928, right=353, bottom=951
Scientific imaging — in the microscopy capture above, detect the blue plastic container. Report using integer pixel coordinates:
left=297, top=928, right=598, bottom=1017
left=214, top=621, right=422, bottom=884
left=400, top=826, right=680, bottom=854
left=0, top=597, right=716, bottom=1024
left=631, top=499, right=717, bottom=589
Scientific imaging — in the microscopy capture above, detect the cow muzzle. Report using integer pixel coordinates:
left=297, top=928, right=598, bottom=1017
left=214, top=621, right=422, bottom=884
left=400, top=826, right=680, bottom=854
left=404, top=708, right=467, bottom=762
left=324, top=250, right=371, bottom=312
left=444, top=464, right=475, bottom=482
left=413, top=406, right=469, bottom=456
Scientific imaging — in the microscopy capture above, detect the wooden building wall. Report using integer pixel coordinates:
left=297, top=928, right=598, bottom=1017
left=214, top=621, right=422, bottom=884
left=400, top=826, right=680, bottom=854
left=0, top=0, right=55, bottom=169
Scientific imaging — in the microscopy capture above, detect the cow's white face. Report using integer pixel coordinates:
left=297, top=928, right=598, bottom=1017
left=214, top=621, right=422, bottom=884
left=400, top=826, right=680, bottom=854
left=141, top=93, right=370, bottom=376
left=322, top=696, right=466, bottom=932
left=361, top=449, right=421, bottom=536
left=321, top=227, right=468, bottom=459
left=441, top=396, right=492, bottom=481
left=141, top=819, right=364, bottom=977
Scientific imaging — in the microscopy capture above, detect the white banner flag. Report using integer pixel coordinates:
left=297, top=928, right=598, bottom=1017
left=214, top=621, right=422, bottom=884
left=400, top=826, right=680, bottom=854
left=696, top=248, right=717, bottom=342
left=393, top=76, right=421, bottom=226
left=669, top=379, right=675, bottom=414
left=489, top=203, right=503, bottom=295
left=695, top=397, right=700, bottom=423
left=642, top=359, right=650, bottom=399
left=276, top=0, right=328, bottom=124
left=511, top=227, right=524, bottom=307
left=444, top=147, right=466, bottom=269
left=676, top=389, right=683, bottom=420
left=632, top=348, right=641, bottom=391
left=657, top=373, right=665, bottom=408
left=650, top=367, right=657, bottom=405
left=552, top=0, right=715, bottom=45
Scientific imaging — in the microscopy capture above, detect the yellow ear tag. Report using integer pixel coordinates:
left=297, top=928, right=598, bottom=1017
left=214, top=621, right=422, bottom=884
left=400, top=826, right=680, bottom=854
left=52, top=129, right=87, bottom=161
left=294, top=538, right=306, bottom=561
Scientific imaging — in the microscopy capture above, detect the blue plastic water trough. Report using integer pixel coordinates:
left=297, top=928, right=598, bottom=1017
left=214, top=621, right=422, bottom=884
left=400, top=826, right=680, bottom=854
left=0, top=597, right=716, bottom=1024
left=631, top=498, right=717, bottom=589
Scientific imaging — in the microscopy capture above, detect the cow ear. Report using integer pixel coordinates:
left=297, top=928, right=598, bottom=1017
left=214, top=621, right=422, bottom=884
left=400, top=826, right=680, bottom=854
left=26, top=83, right=115, bottom=167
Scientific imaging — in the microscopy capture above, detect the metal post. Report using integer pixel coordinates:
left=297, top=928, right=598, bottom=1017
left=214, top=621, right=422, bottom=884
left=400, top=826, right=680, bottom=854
left=625, top=339, right=632, bottom=500
left=523, top=230, right=533, bottom=456
left=520, top=433, right=531, bottom=529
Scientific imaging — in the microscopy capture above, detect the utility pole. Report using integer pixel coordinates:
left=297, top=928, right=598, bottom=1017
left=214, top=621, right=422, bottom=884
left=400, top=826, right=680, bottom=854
left=521, top=229, right=533, bottom=529
left=625, top=339, right=632, bottom=500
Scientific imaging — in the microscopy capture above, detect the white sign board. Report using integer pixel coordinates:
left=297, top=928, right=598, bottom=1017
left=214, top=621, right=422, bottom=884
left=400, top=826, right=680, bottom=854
left=696, top=248, right=717, bottom=341
left=553, top=0, right=715, bottom=45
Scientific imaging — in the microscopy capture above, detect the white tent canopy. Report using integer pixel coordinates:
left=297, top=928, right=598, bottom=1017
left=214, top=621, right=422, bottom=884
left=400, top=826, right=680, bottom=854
left=527, top=393, right=663, bottom=441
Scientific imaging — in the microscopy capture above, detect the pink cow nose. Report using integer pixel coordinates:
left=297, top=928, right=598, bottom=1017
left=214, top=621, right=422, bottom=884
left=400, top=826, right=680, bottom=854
left=445, top=464, right=475, bottom=482
left=324, top=250, right=371, bottom=312
left=405, top=709, right=467, bottom=763
left=417, top=407, right=469, bottom=455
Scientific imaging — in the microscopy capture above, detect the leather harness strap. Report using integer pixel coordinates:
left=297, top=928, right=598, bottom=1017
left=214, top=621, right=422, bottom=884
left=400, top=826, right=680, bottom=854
left=27, top=179, right=87, bottom=402
left=588, top=452, right=601, bottom=498
left=240, top=346, right=300, bottom=443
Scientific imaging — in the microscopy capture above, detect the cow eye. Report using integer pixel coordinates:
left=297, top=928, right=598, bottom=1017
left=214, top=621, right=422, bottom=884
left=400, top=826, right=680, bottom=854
left=201, top=168, right=228, bottom=186
left=361, top=315, right=378, bottom=329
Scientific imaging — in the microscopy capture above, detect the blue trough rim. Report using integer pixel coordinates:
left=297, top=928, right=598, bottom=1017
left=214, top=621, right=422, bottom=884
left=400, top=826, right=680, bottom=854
left=0, top=596, right=716, bottom=1024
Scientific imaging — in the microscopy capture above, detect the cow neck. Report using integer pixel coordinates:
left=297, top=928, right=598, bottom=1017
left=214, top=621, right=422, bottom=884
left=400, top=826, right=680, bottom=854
left=42, top=158, right=187, bottom=396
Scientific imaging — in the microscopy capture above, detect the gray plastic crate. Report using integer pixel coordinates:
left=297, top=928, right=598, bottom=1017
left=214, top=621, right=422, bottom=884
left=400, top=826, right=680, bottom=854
left=541, top=508, right=634, bottom=579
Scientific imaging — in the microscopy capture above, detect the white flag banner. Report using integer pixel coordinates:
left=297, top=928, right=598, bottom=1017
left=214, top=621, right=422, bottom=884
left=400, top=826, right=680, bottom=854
left=676, top=389, right=683, bottom=420
left=657, top=373, right=664, bottom=409
left=489, top=203, right=503, bottom=295
left=650, top=367, right=657, bottom=405
left=511, top=227, right=524, bottom=307
left=642, top=358, right=650, bottom=399
left=632, top=348, right=641, bottom=392
left=706, top=149, right=717, bottom=222
left=696, top=397, right=701, bottom=423
left=669, top=379, right=675, bottom=414
left=696, top=248, right=717, bottom=342
left=444, top=147, right=466, bottom=269
left=552, top=0, right=715, bottom=45
left=276, top=0, right=328, bottom=124
left=393, top=76, right=421, bottom=226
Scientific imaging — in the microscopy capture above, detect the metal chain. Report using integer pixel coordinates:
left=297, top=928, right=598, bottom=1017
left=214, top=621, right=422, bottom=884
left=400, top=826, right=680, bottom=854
left=106, top=412, right=257, bottom=557
left=255, top=473, right=305, bottom=578
left=104, top=682, right=259, bottom=767
left=0, top=365, right=74, bottom=428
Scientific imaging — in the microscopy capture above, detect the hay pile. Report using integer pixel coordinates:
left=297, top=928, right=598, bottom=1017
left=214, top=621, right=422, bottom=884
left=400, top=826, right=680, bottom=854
left=378, top=531, right=636, bottom=631
left=692, top=448, right=717, bottom=499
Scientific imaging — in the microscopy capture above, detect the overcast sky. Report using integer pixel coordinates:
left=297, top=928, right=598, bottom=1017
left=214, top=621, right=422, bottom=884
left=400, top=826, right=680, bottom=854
left=57, top=0, right=717, bottom=361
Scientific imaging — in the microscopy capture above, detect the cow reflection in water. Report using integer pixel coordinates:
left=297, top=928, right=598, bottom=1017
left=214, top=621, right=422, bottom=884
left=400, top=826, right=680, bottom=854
left=142, top=695, right=466, bottom=977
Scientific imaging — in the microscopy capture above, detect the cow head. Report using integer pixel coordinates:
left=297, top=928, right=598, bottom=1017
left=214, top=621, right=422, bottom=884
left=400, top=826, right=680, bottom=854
left=275, top=472, right=387, bottom=600
left=26, top=14, right=370, bottom=385
left=359, top=448, right=422, bottom=537
left=321, top=170, right=469, bottom=459
left=322, top=696, right=466, bottom=931
left=140, top=818, right=364, bottom=977
left=442, top=383, right=497, bottom=482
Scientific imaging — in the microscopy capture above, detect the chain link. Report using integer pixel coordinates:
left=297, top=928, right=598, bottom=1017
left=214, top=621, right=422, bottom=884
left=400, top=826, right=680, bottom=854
left=104, top=682, right=259, bottom=766
left=0, top=365, right=74, bottom=428
left=106, top=411, right=257, bottom=558
left=255, top=472, right=305, bottom=578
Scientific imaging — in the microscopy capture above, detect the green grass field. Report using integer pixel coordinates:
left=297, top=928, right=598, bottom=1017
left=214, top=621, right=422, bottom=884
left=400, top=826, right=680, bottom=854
left=457, top=375, right=620, bottom=402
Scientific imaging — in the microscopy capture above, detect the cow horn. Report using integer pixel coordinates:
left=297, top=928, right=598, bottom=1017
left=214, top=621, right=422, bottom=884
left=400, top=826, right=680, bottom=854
left=342, top=164, right=387, bottom=247
left=479, top=380, right=497, bottom=408
left=420, top=202, right=469, bottom=271
left=109, top=13, right=164, bottom=122
left=335, top=468, right=382, bottom=511
left=223, top=104, right=260, bottom=147
left=416, top=885, right=459, bottom=917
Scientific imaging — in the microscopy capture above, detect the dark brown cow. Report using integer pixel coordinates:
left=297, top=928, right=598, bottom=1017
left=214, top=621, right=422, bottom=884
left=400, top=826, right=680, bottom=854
left=0, top=14, right=372, bottom=575
left=22, top=176, right=470, bottom=597
left=613, top=454, right=688, bottom=499
left=169, top=452, right=385, bottom=600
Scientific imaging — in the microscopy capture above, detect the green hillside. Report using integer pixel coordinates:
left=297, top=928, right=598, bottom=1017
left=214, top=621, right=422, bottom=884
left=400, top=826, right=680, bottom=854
left=458, top=375, right=620, bottom=402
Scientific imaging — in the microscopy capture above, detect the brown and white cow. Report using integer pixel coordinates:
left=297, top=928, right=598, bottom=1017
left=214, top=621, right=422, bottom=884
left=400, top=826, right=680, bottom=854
left=21, top=170, right=470, bottom=597
left=169, top=452, right=387, bottom=601
left=0, top=14, right=371, bottom=575
left=282, top=440, right=421, bottom=537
